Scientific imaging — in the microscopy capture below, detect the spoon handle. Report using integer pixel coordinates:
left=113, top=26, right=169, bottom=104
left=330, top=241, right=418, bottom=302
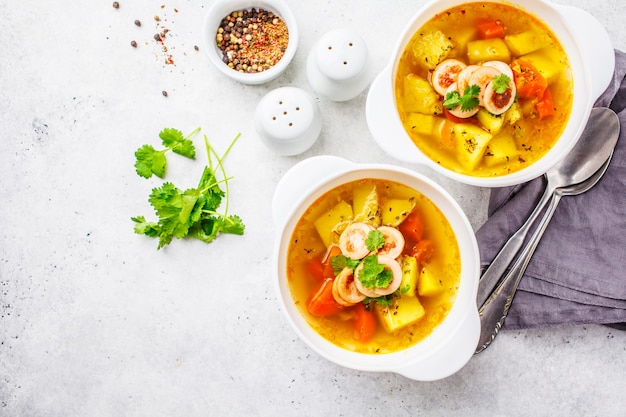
left=476, top=180, right=552, bottom=307
left=475, top=192, right=563, bottom=354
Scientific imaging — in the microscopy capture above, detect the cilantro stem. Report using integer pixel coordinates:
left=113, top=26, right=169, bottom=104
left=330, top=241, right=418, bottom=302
left=203, top=133, right=241, bottom=218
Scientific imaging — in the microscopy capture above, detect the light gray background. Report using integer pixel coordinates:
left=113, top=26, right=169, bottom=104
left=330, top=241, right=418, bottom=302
left=1, top=0, right=625, bottom=415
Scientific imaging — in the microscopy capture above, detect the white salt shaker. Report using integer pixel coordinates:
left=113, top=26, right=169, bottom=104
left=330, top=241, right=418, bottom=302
left=254, top=87, right=322, bottom=156
left=306, top=29, right=371, bottom=101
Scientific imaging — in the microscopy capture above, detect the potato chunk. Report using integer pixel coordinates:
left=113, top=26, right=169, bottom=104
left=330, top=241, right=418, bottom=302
left=352, top=184, right=381, bottom=227
left=411, top=29, right=454, bottom=70
left=376, top=295, right=426, bottom=332
left=467, top=38, right=511, bottom=64
left=405, top=113, right=445, bottom=138
left=483, top=132, right=519, bottom=167
left=452, top=123, right=493, bottom=171
left=402, top=74, right=443, bottom=115
left=381, top=198, right=416, bottom=227
left=417, top=265, right=444, bottom=297
left=504, top=30, right=549, bottom=56
left=400, top=255, right=419, bottom=296
left=476, top=108, right=505, bottom=134
left=314, top=200, right=353, bottom=248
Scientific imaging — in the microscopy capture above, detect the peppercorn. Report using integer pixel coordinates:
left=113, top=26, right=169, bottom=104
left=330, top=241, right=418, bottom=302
left=130, top=40, right=137, bottom=48
left=162, top=91, right=168, bottom=97
left=134, top=19, right=141, bottom=27
left=112, top=1, right=119, bottom=9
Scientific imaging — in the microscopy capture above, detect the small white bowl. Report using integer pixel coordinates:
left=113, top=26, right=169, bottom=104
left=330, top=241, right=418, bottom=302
left=366, top=0, right=614, bottom=187
left=272, top=156, right=480, bottom=381
left=203, top=0, right=299, bottom=85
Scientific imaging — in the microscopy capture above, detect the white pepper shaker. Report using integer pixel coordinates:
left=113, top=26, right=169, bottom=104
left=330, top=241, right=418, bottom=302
left=254, top=87, right=322, bottom=156
left=306, top=29, right=371, bottom=101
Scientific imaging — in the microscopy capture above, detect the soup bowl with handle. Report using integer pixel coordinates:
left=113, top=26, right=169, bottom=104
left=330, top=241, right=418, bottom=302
left=272, top=155, right=480, bottom=381
left=366, top=0, right=614, bottom=187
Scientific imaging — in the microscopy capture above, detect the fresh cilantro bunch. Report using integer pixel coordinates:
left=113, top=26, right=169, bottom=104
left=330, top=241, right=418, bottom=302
left=443, top=84, right=480, bottom=112
left=134, top=128, right=198, bottom=179
left=132, top=131, right=245, bottom=249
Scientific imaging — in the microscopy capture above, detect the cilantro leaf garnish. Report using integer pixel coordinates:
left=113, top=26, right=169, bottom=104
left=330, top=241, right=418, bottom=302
left=132, top=131, right=245, bottom=249
left=492, top=74, right=512, bottom=94
left=365, top=229, right=385, bottom=252
left=159, top=128, right=196, bottom=159
left=134, top=127, right=199, bottom=178
left=443, top=84, right=480, bottom=112
left=330, top=254, right=360, bottom=275
left=357, top=255, right=393, bottom=289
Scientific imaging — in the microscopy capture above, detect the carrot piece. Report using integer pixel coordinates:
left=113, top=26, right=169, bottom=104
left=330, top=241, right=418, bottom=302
left=322, top=245, right=342, bottom=278
left=411, top=239, right=435, bottom=265
left=307, top=278, right=344, bottom=317
left=353, top=303, right=377, bottom=343
left=511, top=59, right=547, bottom=100
left=305, top=258, right=326, bottom=283
left=477, top=18, right=505, bottom=39
left=399, top=210, right=425, bottom=245
left=534, top=87, right=555, bottom=119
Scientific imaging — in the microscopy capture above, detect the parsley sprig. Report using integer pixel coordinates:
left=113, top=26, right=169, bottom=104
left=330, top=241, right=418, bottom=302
left=132, top=130, right=244, bottom=249
left=358, top=255, right=393, bottom=289
left=443, top=84, right=480, bottom=112
left=365, top=229, right=385, bottom=252
left=492, top=74, right=512, bottom=94
left=134, top=128, right=199, bottom=178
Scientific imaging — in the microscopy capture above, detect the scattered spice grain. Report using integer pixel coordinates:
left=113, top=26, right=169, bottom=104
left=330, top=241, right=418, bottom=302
left=112, top=2, right=119, bottom=9
left=131, top=40, right=137, bottom=48
left=215, top=8, right=289, bottom=73
left=162, top=90, right=168, bottom=97
left=134, top=19, right=141, bottom=27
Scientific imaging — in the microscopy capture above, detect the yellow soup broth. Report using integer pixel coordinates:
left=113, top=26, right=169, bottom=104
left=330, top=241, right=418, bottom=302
left=286, top=179, right=461, bottom=354
left=395, top=2, right=573, bottom=177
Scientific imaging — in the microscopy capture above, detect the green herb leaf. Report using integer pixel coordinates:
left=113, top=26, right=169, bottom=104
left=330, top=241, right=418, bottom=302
left=330, top=254, right=361, bottom=275
left=134, top=144, right=167, bottom=178
left=363, top=295, right=395, bottom=307
left=443, top=84, right=480, bottom=112
left=365, top=229, right=385, bottom=252
left=460, top=85, right=480, bottom=111
left=160, top=127, right=197, bottom=159
left=443, top=90, right=461, bottom=110
left=134, top=127, right=199, bottom=179
left=357, top=255, right=393, bottom=289
left=492, top=74, right=512, bottom=94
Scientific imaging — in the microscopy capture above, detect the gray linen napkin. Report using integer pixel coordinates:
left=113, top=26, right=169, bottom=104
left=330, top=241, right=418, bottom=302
left=475, top=50, right=626, bottom=330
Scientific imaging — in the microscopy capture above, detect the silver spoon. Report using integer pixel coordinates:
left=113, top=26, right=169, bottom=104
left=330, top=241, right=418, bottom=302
left=475, top=108, right=620, bottom=353
left=476, top=107, right=621, bottom=308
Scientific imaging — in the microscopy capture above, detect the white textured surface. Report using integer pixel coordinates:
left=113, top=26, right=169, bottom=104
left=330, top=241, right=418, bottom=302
left=1, top=0, right=625, bottom=416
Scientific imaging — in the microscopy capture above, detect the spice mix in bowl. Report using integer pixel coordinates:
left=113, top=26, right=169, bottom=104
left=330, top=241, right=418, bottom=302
left=203, top=0, right=298, bottom=84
